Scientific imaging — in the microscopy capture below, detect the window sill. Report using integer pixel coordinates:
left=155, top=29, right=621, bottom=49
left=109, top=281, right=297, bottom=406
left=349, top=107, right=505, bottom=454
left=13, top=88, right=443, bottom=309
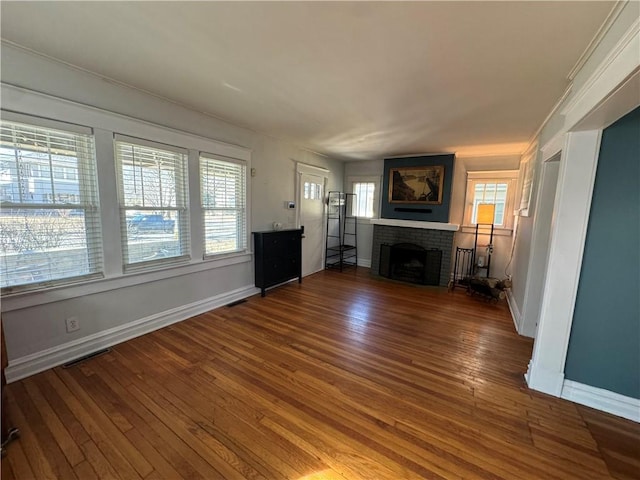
left=1, top=251, right=253, bottom=312
left=460, top=225, right=514, bottom=236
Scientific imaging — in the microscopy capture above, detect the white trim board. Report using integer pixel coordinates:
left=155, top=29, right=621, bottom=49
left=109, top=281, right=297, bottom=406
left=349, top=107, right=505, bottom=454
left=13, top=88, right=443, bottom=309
left=562, top=380, right=640, bottom=423
left=1, top=84, right=251, bottom=161
left=4, top=285, right=259, bottom=383
left=370, top=218, right=459, bottom=231
left=2, top=253, right=253, bottom=312
left=357, top=258, right=372, bottom=269
left=526, top=130, right=602, bottom=397
left=561, top=18, right=640, bottom=130
left=505, top=288, right=521, bottom=334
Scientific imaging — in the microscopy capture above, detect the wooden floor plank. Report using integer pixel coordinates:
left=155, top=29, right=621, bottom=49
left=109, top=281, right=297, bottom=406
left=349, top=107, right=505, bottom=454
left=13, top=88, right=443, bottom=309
left=4, top=441, right=31, bottom=480
left=79, top=440, right=124, bottom=480
left=5, top=388, right=58, bottom=479
left=2, top=268, right=639, bottom=480
left=22, top=377, right=85, bottom=467
left=42, top=370, right=142, bottom=480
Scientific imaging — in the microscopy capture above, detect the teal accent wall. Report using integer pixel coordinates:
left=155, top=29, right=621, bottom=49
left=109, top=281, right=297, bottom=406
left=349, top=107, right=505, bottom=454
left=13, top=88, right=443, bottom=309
left=565, top=106, right=640, bottom=399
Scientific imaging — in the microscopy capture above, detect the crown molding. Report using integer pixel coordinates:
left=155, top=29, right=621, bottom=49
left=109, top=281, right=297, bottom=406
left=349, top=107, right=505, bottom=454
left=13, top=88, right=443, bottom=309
left=561, top=18, right=640, bottom=126
left=567, top=1, right=629, bottom=81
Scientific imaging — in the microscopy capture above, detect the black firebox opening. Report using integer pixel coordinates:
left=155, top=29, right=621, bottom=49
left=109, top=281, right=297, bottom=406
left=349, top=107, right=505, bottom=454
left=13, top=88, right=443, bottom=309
left=379, top=243, right=442, bottom=286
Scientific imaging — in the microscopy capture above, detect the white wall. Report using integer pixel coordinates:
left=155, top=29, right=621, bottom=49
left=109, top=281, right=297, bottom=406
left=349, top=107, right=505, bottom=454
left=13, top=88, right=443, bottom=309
left=0, top=44, right=343, bottom=376
left=449, top=155, right=521, bottom=280
left=343, top=160, right=384, bottom=267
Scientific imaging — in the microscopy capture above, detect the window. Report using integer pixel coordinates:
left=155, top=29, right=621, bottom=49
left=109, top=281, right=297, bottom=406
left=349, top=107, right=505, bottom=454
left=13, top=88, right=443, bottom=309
left=348, top=176, right=380, bottom=218
left=464, top=171, right=518, bottom=229
left=0, top=117, right=102, bottom=290
left=200, top=155, right=247, bottom=257
left=303, top=181, right=322, bottom=200
left=472, top=182, right=508, bottom=225
left=115, top=136, right=189, bottom=268
left=352, top=182, right=375, bottom=217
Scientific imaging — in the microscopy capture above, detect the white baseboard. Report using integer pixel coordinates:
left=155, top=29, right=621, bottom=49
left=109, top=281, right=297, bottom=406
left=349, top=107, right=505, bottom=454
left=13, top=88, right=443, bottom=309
left=5, top=285, right=259, bottom=383
left=561, top=379, right=640, bottom=423
left=526, top=365, right=565, bottom=397
left=357, top=258, right=371, bottom=268
left=505, top=288, right=521, bottom=333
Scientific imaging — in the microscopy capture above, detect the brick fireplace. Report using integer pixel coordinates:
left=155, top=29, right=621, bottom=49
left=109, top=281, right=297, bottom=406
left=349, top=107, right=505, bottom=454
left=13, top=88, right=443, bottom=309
left=370, top=219, right=459, bottom=287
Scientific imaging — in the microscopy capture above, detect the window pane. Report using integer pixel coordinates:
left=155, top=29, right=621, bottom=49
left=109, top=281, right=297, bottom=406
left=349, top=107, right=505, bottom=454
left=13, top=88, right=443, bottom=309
left=352, top=182, right=375, bottom=217
left=200, top=156, right=246, bottom=256
left=0, top=120, right=101, bottom=289
left=117, top=143, right=184, bottom=208
left=123, top=210, right=186, bottom=264
left=494, top=203, right=505, bottom=226
left=204, top=211, right=241, bottom=254
left=116, top=140, right=189, bottom=267
left=484, top=183, right=497, bottom=202
left=496, top=183, right=508, bottom=201
left=470, top=181, right=509, bottom=226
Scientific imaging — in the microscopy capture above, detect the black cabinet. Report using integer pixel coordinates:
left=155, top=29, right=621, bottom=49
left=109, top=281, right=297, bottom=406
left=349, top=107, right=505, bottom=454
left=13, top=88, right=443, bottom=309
left=253, top=229, right=302, bottom=297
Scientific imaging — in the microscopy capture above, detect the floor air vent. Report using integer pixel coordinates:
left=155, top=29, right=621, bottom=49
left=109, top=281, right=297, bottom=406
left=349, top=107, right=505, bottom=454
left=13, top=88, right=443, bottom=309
left=62, top=348, right=111, bottom=368
left=226, top=299, right=247, bottom=307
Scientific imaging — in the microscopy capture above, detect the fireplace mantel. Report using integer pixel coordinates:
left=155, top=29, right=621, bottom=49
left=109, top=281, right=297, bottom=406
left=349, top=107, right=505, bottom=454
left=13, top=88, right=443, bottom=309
left=370, top=218, right=459, bottom=232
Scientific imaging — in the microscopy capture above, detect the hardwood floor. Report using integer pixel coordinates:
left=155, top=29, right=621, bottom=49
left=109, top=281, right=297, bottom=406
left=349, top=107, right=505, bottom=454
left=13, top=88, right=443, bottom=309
left=2, top=268, right=639, bottom=479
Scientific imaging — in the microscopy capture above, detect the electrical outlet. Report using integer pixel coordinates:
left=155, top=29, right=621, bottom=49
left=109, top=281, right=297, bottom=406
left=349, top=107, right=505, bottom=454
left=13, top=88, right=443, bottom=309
left=65, top=316, right=80, bottom=333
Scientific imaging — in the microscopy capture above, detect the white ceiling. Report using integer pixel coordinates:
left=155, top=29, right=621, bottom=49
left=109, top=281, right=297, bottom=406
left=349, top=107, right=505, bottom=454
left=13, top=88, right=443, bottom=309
left=1, top=1, right=615, bottom=161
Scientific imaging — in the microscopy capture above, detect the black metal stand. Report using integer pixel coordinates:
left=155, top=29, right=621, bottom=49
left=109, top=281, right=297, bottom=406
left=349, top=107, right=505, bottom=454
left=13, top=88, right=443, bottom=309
left=325, top=192, right=357, bottom=271
left=449, top=247, right=474, bottom=291
left=473, top=222, right=494, bottom=278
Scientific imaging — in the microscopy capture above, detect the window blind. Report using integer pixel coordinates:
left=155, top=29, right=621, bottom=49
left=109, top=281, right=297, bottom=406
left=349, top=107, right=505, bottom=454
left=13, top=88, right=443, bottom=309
left=200, top=155, right=247, bottom=257
left=115, top=138, right=189, bottom=269
left=0, top=119, right=102, bottom=291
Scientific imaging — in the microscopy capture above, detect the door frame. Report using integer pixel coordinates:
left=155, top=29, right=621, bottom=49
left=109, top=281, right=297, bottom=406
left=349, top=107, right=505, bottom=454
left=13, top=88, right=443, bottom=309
left=295, top=162, right=330, bottom=276
left=519, top=153, right=560, bottom=338
left=525, top=20, right=640, bottom=398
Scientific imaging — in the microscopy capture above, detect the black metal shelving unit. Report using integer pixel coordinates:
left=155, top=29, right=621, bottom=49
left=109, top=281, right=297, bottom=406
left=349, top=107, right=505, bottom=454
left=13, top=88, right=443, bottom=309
left=473, top=222, right=495, bottom=278
left=325, top=191, right=357, bottom=271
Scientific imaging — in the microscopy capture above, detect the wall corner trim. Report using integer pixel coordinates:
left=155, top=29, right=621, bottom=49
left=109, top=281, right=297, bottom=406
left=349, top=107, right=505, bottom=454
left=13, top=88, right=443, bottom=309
left=505, top=288, right=521, bottom=333
left=526, top=366, right=565, bottom=397
left=561, top=379, right=640, bottom=423
left=4, top=285, right=260, bottom=383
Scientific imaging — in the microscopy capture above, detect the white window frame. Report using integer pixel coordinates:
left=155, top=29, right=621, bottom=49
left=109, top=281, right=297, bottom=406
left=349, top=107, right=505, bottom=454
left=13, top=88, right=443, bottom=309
left=463, top=170, right=518, bottom=232
left=0, top=111, right=103, bottom=293
left=347, top=175, right=381, bottom=219
left=114, top=134, right=190, bottom=271
left=1, top=84, right=251, bottom=309
left=199, top=153, right=248, bottom=258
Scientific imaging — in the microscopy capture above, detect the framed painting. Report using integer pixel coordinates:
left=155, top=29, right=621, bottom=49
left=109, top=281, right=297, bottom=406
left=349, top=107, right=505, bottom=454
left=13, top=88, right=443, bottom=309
left=388, top=165, right=444, bottom=204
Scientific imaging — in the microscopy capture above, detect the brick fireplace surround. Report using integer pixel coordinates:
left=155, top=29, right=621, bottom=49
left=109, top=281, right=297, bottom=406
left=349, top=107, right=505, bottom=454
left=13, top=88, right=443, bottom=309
left=370, top=219, right=459, bottom=287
